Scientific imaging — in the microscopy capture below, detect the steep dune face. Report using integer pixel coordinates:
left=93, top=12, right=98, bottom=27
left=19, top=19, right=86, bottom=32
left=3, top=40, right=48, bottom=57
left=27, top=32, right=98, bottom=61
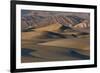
left=22, top=31, right=66, bottom=41
left=38, top=38, right=90, bottom=50
left=34, top=23, right=62, bottom=32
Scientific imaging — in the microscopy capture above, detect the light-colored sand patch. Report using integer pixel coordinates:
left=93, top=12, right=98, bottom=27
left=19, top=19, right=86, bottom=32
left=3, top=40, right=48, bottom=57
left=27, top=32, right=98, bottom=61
left=34, top=23, right=61, bottom=32
left=22, top=31, right=45, bottom=40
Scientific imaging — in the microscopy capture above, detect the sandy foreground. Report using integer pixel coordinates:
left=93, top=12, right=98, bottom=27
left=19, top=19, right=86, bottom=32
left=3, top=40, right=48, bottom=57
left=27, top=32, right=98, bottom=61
left=21, top=30, right=90, bottom=63
left=38, top=38, right=90, bottom=50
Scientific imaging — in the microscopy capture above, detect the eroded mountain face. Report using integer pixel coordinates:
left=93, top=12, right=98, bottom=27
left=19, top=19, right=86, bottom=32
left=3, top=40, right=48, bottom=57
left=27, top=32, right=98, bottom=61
left=21, top=10, right=90, bottom=33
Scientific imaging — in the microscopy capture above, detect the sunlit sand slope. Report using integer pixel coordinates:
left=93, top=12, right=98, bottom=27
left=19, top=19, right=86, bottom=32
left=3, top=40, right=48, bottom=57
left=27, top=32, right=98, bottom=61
left=34, top=23, right=62, bottom=32
left=38, top=38, right=90, bottom=50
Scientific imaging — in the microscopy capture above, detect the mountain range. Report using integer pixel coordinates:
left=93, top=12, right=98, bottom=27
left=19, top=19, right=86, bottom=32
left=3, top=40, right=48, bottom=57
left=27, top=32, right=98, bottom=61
left=21, top=10, right=90, bottom=33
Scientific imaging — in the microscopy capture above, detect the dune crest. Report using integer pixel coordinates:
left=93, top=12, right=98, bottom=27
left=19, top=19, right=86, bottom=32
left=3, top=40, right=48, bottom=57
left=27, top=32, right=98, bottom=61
left=38, top=39, right=90, bottom=50
left=34, top=23, right=62, bottom=32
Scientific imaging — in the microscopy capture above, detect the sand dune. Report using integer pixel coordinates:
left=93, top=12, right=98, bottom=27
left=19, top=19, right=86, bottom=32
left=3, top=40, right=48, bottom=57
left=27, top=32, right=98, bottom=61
left=21, top=29, right=90, bottom=63
left=38, top=38, right=90, bottom=50
left=21, top=11, right=90, bottom=63
left=21, top=45, right=90, bottom=63
left=22, top=31, right=66, bottom=41
left=34, top=23, right=62, bottom=32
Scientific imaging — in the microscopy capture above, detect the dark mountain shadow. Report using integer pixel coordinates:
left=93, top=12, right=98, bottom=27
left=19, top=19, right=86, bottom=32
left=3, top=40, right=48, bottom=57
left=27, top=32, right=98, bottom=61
left=59, top=25, right=72, bottom=32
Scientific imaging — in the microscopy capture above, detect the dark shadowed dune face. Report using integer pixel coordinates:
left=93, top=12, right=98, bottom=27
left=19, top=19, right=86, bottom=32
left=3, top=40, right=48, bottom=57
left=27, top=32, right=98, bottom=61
left=44, top=31, right=66, bottom=38
left=21, top=48, right=36, bottom=57
left=61, top=48, right=90, bottom=59
left=21, top=47, right=89, bottom=63
left=21, top=48, right=46, bottom=60
left=21, top=10, right=90, bottom=63
left=59, top=25, right=75, bottom=32
left=31, top=31, right=66, bottom=39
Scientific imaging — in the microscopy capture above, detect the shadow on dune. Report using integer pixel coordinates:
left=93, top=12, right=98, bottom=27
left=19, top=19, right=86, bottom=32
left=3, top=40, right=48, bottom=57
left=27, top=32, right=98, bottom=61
left=36, top=31, right=66, bottom=39
left=21, top=48, right=44, bottom=59
left=78, top=32, right=89, bottom=35
left=57, top=48, right=90, bottom=60
left=21, top=48, right=36, bottom=57
left=59, top=25, right=75, bottom=32
left=44, top=31, right=66, bottom=38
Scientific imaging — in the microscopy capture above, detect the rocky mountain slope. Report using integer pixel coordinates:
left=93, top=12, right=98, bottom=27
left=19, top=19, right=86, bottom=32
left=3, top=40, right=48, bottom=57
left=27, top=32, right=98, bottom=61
left=21, top=10, right=90, bottom=32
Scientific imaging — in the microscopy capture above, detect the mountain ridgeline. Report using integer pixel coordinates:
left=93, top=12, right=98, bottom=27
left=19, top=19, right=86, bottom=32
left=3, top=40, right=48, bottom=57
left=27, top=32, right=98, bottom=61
left=21, top=11, right=90, bottom=33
